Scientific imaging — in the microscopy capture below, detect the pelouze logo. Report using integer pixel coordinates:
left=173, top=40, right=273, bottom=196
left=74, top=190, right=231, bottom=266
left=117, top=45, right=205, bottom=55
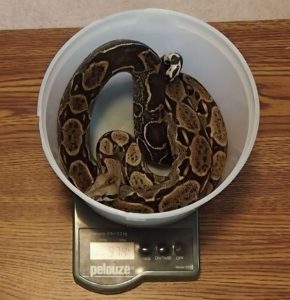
left=90, top=263, right=131, bottom=276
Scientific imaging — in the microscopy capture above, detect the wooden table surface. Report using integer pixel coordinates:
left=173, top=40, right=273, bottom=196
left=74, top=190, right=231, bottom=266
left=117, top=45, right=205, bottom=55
left=1, top=20, right=290, bottom=300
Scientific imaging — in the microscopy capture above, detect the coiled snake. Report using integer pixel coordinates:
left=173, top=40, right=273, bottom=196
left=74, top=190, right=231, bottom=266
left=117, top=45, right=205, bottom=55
left=58, top=39, right=227, bottom=213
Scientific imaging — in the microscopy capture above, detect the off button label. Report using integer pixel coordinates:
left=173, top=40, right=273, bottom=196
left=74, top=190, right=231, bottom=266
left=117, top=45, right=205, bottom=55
left=176, top=255, right=184, bottom=261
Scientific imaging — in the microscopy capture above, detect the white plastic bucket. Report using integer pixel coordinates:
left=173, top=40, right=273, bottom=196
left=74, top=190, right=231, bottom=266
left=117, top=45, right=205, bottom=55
left=37, top=9, right=259, bottom=227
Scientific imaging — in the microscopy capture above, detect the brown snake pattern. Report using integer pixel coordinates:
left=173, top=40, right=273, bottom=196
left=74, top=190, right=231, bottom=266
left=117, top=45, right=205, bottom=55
left=57, top=39, right=227, bottom=213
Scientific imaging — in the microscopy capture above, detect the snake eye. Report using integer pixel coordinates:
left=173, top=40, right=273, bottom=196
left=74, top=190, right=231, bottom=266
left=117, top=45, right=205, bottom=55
left=163, top=59, right=170, bottom=66
left=171, top=54, right=180, bottom=64
left=161, top=54, right=171, bottom=65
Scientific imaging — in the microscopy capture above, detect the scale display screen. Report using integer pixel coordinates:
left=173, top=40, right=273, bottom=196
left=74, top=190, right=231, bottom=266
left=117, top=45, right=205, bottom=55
left=90, top=242, right=135, bottom=260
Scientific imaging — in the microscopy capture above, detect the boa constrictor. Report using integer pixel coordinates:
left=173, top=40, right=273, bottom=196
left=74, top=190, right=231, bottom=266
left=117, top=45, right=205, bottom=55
left=57, top=39, right=227, bottom=213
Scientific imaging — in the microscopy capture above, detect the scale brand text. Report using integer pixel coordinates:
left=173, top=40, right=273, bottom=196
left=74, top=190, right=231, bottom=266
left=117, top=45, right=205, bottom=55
left=90, top=264, right=131, bottom=276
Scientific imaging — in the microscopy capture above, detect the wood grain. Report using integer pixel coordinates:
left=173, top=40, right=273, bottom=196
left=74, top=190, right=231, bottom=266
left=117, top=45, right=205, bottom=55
left=0, top=20, right=290, bottom=300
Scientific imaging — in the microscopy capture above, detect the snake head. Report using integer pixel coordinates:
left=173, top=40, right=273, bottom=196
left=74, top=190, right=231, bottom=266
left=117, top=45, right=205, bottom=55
left=161, top=52, right=183, bottom=81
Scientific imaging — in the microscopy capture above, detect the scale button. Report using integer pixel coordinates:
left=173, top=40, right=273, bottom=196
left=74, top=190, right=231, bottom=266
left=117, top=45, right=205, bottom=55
left=174, top=242, right=185, bottom=255
left=157, top=244, right=170, bottom=256
left=139, top=244, right=152, bottom=256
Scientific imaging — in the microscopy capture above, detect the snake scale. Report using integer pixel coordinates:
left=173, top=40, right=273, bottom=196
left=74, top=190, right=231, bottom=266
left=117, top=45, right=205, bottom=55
left=58, top=39, right=227, bottom=213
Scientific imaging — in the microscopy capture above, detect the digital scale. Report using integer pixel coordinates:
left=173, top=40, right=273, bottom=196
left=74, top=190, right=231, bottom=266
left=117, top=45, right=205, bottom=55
left=73, top=196, right=200, bottom=294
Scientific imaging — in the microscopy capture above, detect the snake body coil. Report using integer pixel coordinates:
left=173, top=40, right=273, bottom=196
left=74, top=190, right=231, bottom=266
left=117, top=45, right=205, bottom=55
left=58, top=39, right=228, bottom=213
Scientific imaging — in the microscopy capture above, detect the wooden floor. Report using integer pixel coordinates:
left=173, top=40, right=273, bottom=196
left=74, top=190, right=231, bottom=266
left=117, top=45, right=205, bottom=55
left=0, top=20, right=290, bottom=299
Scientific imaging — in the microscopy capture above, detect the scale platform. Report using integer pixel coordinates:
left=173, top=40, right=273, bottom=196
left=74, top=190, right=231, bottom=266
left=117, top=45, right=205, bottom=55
left=73, top=196, right=200, bottom=294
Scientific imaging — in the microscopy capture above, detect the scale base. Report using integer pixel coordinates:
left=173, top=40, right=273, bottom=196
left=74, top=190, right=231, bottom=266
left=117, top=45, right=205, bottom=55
left=73, top=196, right=200, bottom=294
